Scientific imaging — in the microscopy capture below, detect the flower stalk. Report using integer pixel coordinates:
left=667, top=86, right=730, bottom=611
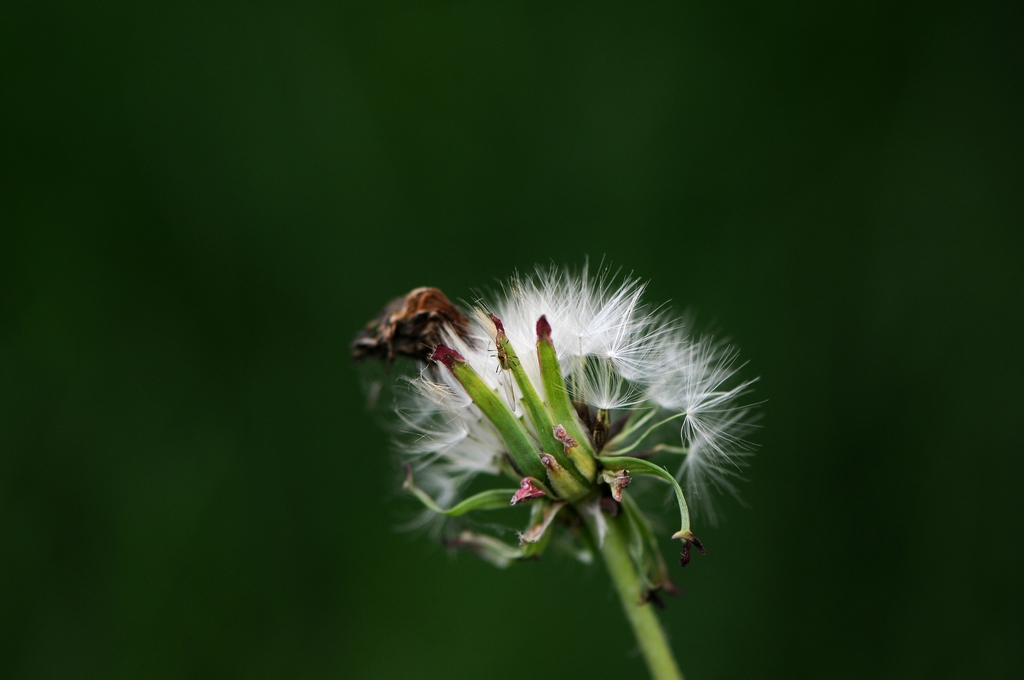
left=595, top=512, right=685, bottom=680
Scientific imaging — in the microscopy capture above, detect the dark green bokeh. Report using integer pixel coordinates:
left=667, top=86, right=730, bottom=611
left=3, top=3, right=1022, bottom=678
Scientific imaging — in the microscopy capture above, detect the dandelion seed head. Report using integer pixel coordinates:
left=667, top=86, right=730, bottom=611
left=367, top=261, right=758, bottom=527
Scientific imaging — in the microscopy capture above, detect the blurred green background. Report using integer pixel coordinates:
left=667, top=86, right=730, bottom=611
left=3, top=2, right=1022, bottom=678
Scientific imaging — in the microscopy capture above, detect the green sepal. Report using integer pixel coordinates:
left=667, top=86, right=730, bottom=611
left=536, top=324, right=598, bottom=467
left=564, top=444, right=597, bottom=481
left=599, top=456, right=692, bottom=540
left=497, top=331, right=589, bottom=485
left=445, top=356, right=547, bottom=480
left=540, top=453, right=591, bottom=502
left=403, top=464, right=519, bottom=517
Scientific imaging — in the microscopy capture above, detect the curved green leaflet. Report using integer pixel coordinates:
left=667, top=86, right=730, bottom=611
left=602, top=412, right=686, bottom=456
left=403, top=464, right=519, bottom=516
left=599, top=456, right=693, bottom=540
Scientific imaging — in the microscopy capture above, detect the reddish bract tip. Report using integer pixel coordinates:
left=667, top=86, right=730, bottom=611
left=539, top=453, right=559, bottom=471
left=690, top=534, right=707, bottom=555
left=489, top=314, right=506, bottom=336
left=552, top=424, right=578, bottom=450
left=602, top=468, right=631, bottom=502
left=430, top=345, right=464, bottom=369
left=678, top=533, right=706, bottom=567
left=536, top=315, right=552, bottom=340
left=510, top=478, right=546, bottom=506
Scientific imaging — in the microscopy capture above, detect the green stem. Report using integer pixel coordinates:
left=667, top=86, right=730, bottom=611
left=598, top=513, right=685, bottom=680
